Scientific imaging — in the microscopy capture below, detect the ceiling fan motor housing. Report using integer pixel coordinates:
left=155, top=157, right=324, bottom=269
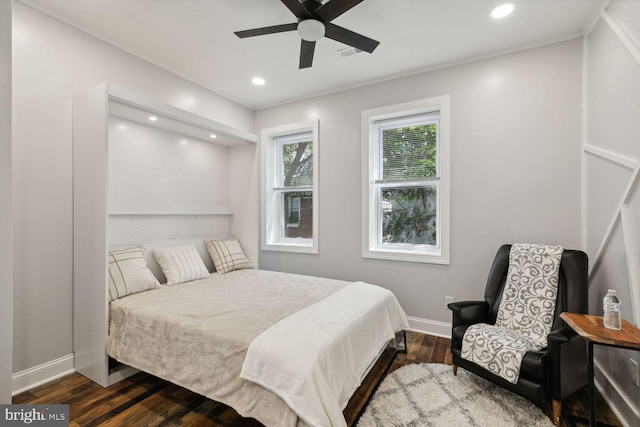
left=297, top=19, right=325, bottom=41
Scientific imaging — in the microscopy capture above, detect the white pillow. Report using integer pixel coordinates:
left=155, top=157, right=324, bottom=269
left=108, top=246, right=160, bottom=301
left=153, top=244, right=209, bottom=285
left=206, top=239, right=252, bottom=274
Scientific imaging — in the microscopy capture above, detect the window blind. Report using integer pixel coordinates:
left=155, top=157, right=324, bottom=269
left=373, top=112, right=439, bottom=182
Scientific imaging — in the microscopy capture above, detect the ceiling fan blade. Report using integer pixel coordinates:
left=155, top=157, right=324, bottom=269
left=315, top=0, right=363, bottom=22
left=281, top=0, right=311, bottom=19
left=234, top=23, right=298, bottom=38
left=299, top=40, right=316, bottom=69
left=325, top=23, right=379, bottom=53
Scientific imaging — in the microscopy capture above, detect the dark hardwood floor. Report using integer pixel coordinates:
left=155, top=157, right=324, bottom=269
left=14, top=331, right=621, bottom=427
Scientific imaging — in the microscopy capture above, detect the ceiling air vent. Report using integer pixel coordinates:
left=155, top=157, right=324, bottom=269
left=338, top=47, right=363, bottom=57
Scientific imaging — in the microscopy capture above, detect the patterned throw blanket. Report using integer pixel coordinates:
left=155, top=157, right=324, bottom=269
left=461, top=243, right=563, bottom=384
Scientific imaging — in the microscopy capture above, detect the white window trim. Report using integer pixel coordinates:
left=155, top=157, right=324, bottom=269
left=261, top=120, right=319, bottom=254
left=361, top=95, right=450, bottom=265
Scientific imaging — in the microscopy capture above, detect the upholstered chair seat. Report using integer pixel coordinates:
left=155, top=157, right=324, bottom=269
left=451, top=325, right=547, bottom=382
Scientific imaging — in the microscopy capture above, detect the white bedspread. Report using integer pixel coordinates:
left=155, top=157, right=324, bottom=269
left=108, top=270, right=408, bottom=427
left=240, top=281, right=409, bottom=427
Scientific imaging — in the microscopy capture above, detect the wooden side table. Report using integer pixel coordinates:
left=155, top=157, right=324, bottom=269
left=560, top=313, right=640, bottom=427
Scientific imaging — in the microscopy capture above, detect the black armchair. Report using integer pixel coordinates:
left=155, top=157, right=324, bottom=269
left=448, top=244, right=589, bottom=425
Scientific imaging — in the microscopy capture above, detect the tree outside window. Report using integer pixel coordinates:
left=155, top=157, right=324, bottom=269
left=261, top=120, right=319, bottom=254
left=380, top=122, right=438, bottom=245
left=279, top=137, right=313, bottom=239
left=363, top=95, right=450, bottom=264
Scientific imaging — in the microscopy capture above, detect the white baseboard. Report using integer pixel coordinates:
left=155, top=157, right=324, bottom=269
left=594, top=361, right=640, bottom=427
left=407, top=316, right=452, bottom=338
left=12, top=354, right=75, bottom=396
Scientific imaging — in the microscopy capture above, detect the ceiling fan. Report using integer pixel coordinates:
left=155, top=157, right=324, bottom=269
left=234, top=0, right=379, bottom=69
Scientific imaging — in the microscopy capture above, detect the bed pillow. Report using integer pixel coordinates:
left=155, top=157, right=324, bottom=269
left=152, top=244, right=210, bottom=285
left=108, top=246, right=160, bottom=301
left=205, top=239, right=252, bottom=274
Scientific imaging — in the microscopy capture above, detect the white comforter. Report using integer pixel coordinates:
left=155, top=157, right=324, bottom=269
left=107, top=269, right=408, bottom=427
left=241, top=282, right=409, bottom=427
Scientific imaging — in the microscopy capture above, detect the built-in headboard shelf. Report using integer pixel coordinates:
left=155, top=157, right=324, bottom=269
left=73, top=82, right=257, bottom=388
left=108, top=86, right=257, bottom=146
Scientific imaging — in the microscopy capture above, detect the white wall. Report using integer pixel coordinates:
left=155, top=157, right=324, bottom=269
left=255, top=39, right=583, bottom=334
left=0, top=0, right=13, bottom=404
left=12, top=2, right=254, bottom=375
left=229, top=143, right=260, bottom=268
left=583, top=1, right=640, bottom=425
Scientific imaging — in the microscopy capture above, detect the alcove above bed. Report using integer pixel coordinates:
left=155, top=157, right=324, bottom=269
left=72, top=83, right=257, bottom=387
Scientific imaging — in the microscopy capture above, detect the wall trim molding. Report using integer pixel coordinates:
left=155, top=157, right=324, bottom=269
left=582, top=1, right=609, bottom=36
left=584, top=146, right=639, bottom=303
left=620, top=205, right=640, bottom=326
left=407, top=316, right=451, bottom=339
left=600, top=10, right=640, bottom=67
left=586, top=159, right=640, bottom=323
left=584, top=144, right=639, bottom=170
left=12, top=354, right=75, bottom=396
left=583, top=3, right=640, bottom=425
left=582, top=11, right=640, bottom=324
left=595, top=359, right=640, bottom=426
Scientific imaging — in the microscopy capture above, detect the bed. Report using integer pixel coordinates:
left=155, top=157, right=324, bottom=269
left=107, top=267, right=408, bottom=427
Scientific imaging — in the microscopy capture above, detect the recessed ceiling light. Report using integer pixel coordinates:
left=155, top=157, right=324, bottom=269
left=148, top=116, right=158, bottom=122
left=210, top=133, right=217, bottom=139
left=491, top=3, right=514, bottom=19
left=252, top=77, right=266, bottom=86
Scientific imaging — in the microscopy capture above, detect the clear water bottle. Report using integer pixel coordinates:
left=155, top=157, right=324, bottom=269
left=603, top=289, right=621, bottom=330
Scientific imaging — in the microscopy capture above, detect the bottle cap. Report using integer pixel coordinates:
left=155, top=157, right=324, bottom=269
left=607, top=289, right=616, bottom=293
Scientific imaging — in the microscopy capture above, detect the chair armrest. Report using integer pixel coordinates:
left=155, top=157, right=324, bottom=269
left=547, top=326, right=588, bottom=401
left=447, top=300, right=489, bottom=327
left=548, top=326, right=577, bottom=346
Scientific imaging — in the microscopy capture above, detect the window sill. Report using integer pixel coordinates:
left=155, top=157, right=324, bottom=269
left=262, top=239, right=318, bottom=254
left=362, top=248, right=449, bottom=265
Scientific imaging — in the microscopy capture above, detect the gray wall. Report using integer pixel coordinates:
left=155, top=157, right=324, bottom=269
left=584, top=1, right=640, bottom=424
left=255, top=39, right=583, bottom=333
left=0, top=0, right=12, bottom=404
left=12, top=2, right=254, bottom=374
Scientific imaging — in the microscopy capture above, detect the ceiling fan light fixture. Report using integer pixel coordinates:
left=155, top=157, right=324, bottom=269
left=297, top=19, right=325, bottom=42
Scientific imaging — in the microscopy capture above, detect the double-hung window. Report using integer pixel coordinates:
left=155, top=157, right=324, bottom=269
left=362, top=96, right=450, bottom=264
left=261, top=121, right=319, bottom=253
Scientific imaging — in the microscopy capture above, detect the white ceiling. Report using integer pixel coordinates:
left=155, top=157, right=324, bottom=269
left=22, top=0, right=601, bottom=109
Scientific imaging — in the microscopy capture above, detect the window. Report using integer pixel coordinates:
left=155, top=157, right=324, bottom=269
left=261, top=121, right=318, bottom=253
left=286, top=197, right=301, bottom=228
left=362, top=96, right=450, bottom=264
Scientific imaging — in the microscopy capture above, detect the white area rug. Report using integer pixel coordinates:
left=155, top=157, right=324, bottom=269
left=357, top=363, right=554, bottom=427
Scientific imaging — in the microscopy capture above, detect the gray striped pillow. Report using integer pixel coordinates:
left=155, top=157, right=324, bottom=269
left=206, top=239, right=252, bottom=274
left=153, top=244, right=210, bottom=285
left=108, top=246, right=160, bottom=301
